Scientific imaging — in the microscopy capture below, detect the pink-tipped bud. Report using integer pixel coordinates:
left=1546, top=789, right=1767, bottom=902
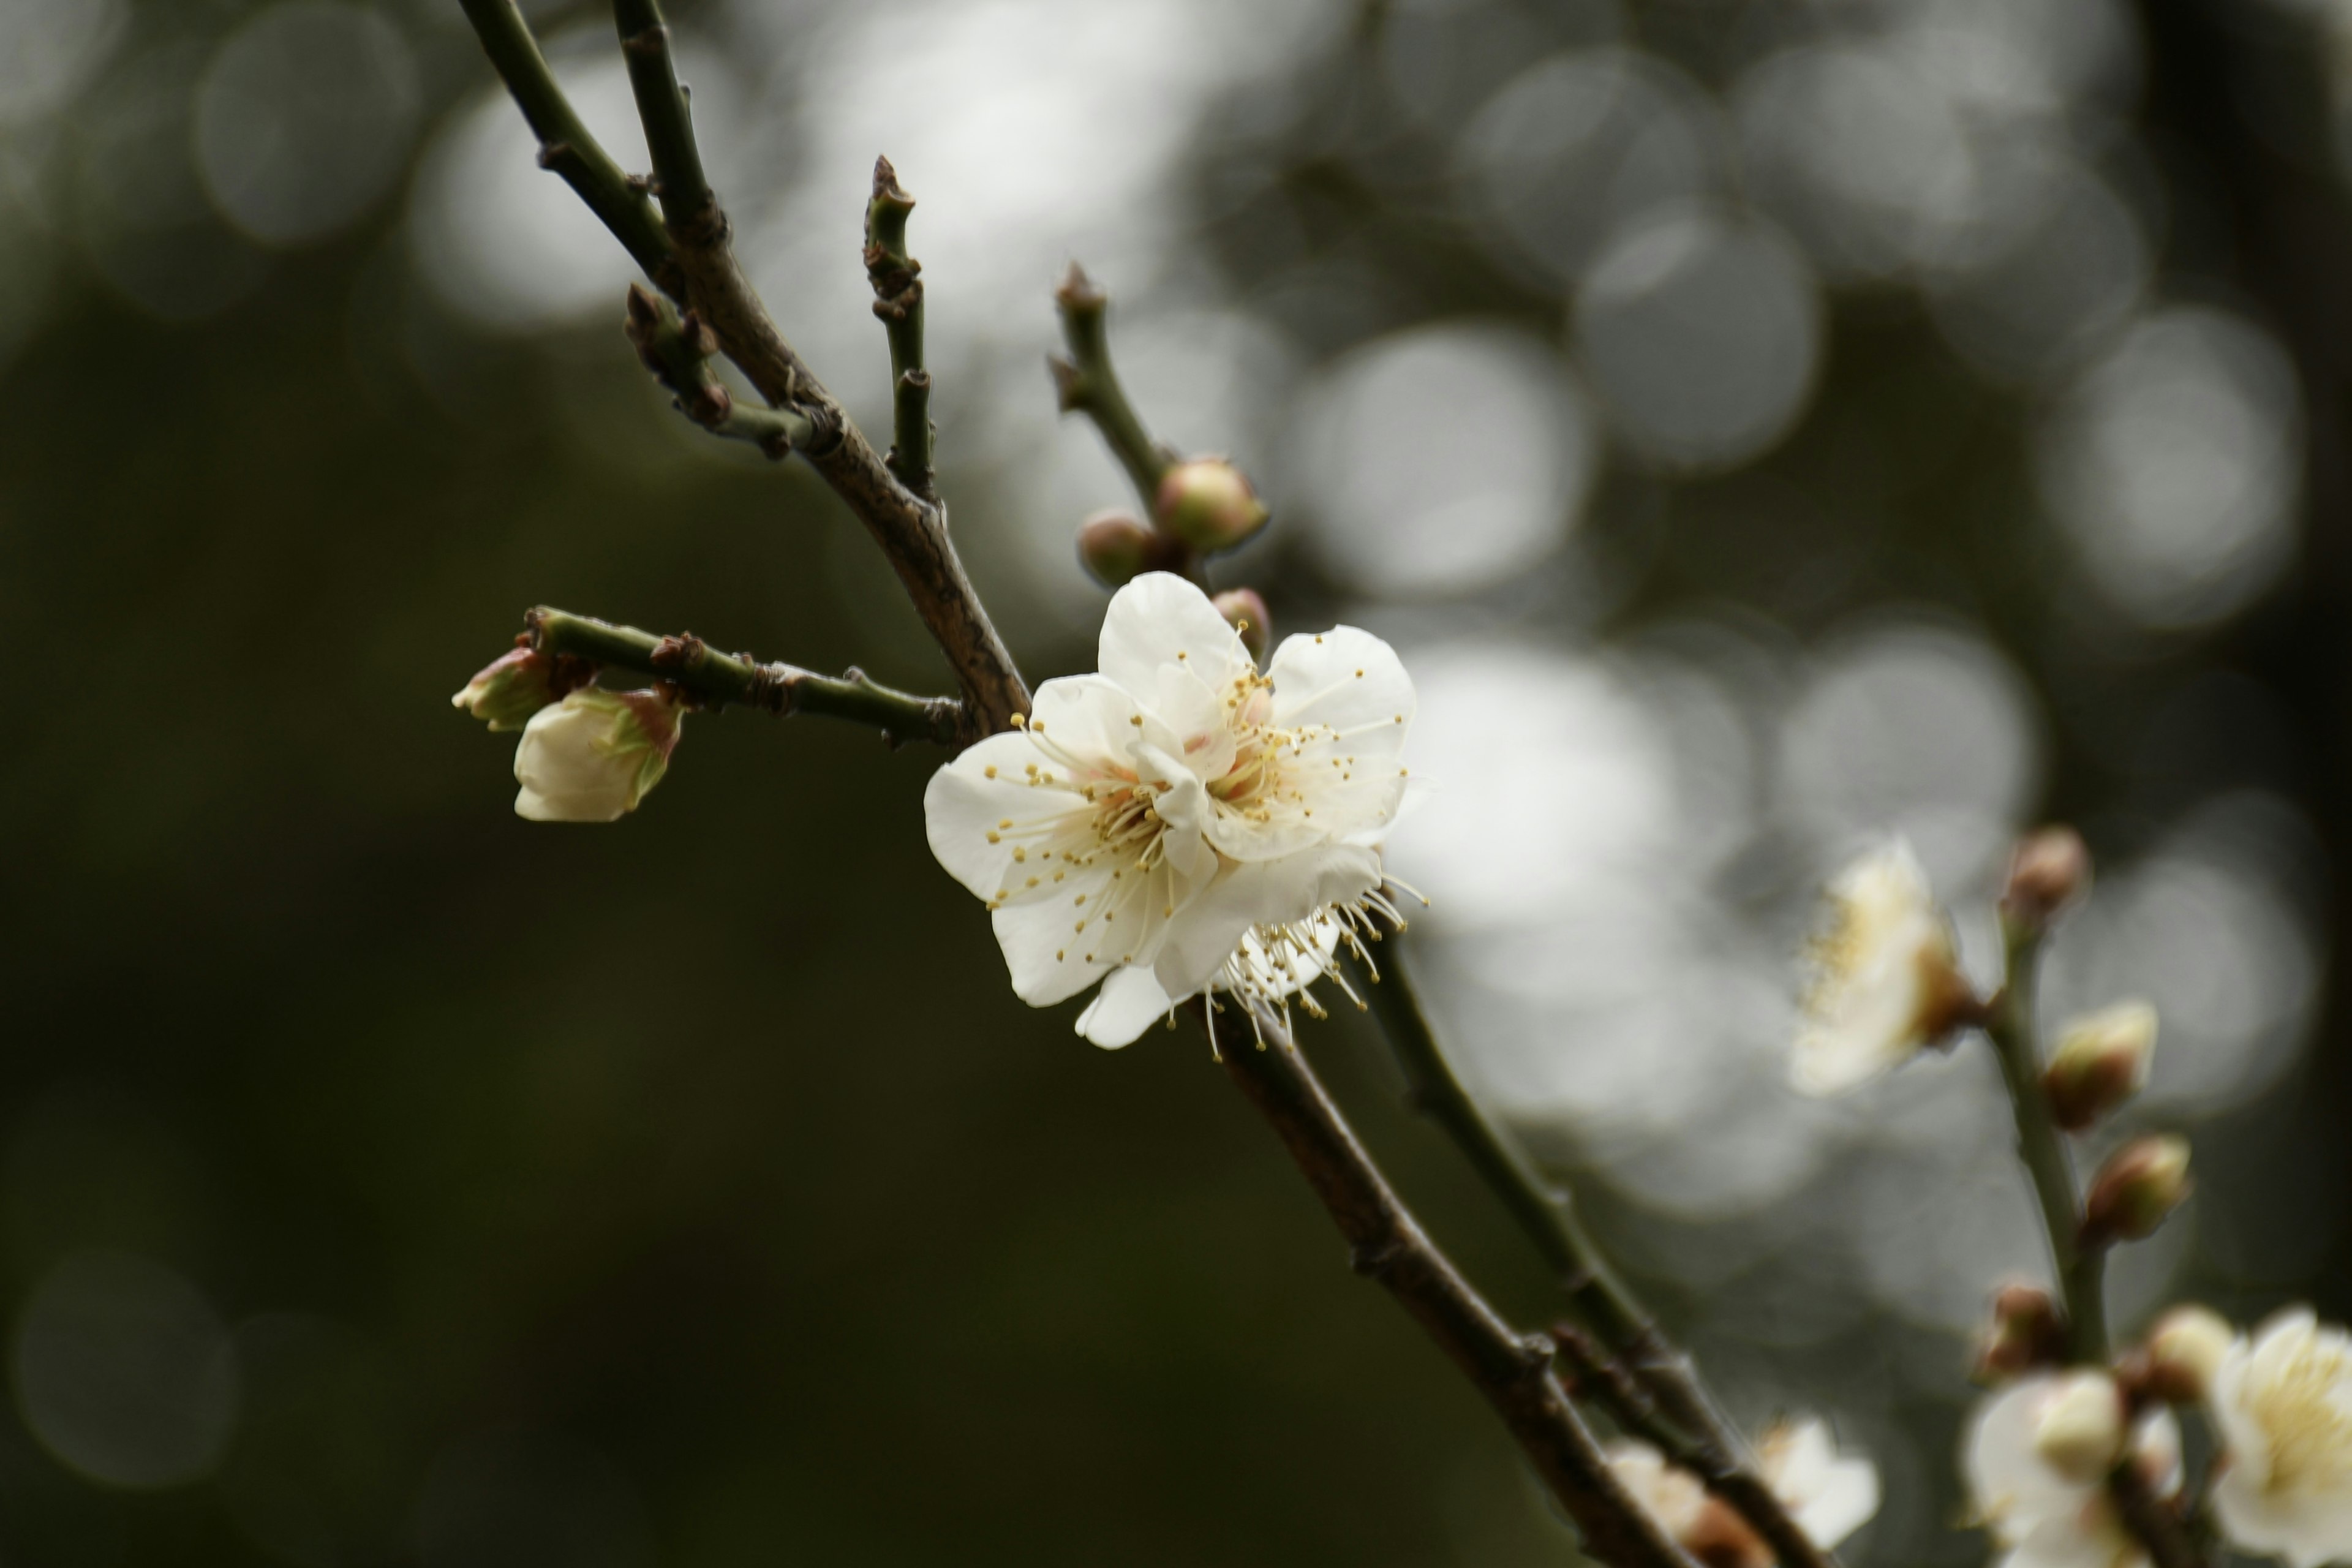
left=2003, top=826, right=2092, bottom=930
left=2083, top=1136, right=2192, bottom=1246
left=2031, top=1370, right=2127, bottom=1484
left=1153, top=458, right=1269, bottom=554
left=2043, top=1002, right=2157, bottom=1133
left=1076, top=510, right=1182, bottom=587
left=2139, top=1305, right=2235, bottom=1404
left=452, top=647, right=561, bottom=733
left=1975, top=1284, right=2065, bottom=1384
left=1212, top=587, right=1272, bottom=665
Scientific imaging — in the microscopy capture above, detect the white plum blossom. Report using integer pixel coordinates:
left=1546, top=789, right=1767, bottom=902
left=2210, top=1308, right=2352, bottom=1567
left=512, top=688, right=684, bottom=823
left=1608, top=1415, right=1879, bottom=1567
left=924, top=573, right=1414, bottom=1049
left=1793, top=839, right=1972, bottom=1096
left=1964, top=1371, right=2183, bottom=1568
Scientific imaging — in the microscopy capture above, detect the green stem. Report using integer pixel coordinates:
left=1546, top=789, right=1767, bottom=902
left=1986, top=919, right=2108, bottom=1363
left=622, top=284, right=813, bottom=458
left=864, top=157, right=934, bottom=502
left=1362, top=938, right=1838, bottom=1568
left=456, top=0, right=677, bottom=292
left=528, top=608, right=962, bottom=747
left=611, top=0, right=713, bottom=230
left=1050, top=263, right=1174, bottom=508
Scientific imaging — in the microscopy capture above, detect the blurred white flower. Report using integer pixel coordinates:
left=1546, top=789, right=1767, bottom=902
left=513, top=689, right=683, bottom=823
left=2143, top=1304, right=2235, bottom=1405
left=1964, top=1370, right=2182, bottom=1568
left=1792, top=840, right=1971, bottom=1095
left=2211, top=1308, right=2352, bottom=1567
left=1607, top=1415, right=1878, bottom=1567
left=924, top=574, right=1415, bottom=1048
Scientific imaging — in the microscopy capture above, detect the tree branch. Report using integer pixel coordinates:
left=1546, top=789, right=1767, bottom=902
left=527, top=607, right=962, bottom=748
left=1049, top=263, right=1177, bottom=510
left=455, top=0, right=678, bottom=292
left=456, top=0, right=1031, bottom=739
left=1362, top=938, right=1838, bottom=1568
left=864, top=157, right=934, bottom=502
left=1210, top=1001, right=1697, bottom=1568
left=611, top=0, right=711, bottom=228
left=623, top=284, right=810, bottom=458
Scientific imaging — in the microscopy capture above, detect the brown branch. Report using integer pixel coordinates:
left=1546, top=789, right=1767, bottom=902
left=457, top=0, right=1030, bottom=741
left=1210, top=1002, right=1697, bottom=1568
left=2109, top=1460, right=2206, bottom=1568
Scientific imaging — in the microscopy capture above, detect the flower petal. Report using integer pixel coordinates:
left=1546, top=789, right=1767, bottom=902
left=1077, top=965, right=1174, bottom=1048
left=990, top=889, right=1117, bottom=1006
left=1099, top=572, right=1250, bottom=702
left=922, top=729, right=1085, bottom=901
left=1268, top=623, right=1416, bottom=745
left=1152, top=843, right=1382, bottom=1001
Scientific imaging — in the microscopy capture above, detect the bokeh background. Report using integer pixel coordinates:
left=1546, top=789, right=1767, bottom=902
left=5, top=0, right=2350, bottom=1561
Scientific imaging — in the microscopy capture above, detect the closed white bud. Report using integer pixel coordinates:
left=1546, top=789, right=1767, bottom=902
left=2144, top=1305, right=2236, bottom=1405
left=2043, top=1001, right=2157, bottom=1131
left=2030, top=1370, right=2127, bottom=1485
left=452, top=646, right=561, bottom=733
left=513, top=688, right=684, bottom=823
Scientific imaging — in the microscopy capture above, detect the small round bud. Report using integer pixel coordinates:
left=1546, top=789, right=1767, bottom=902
left=1212, top=587, right=1272, bottom=665
left=453, top=646, right=560, bottom=733
left=1076, top=510, right=1179, bottom=587
left=2003, top=826, right=2092, bottom=930
left=1153, top=458, right=1269, bottom=554
left=2136, top=1305, right=2235, bottom=1406
left=2031, top=1370, right=2127, bottom=1484
left=1975, top=1284, right=2064, bottom=1383
left=2043, top=1002, right=2157, bottom=1133
left=2083, top=1135, right=2192, bottom=1246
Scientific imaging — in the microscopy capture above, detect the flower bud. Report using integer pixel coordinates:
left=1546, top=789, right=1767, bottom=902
left=1975, top=1284, right=2064, bottom=1383
left=513, top=688, right=684, bottom=823
left=1212, top=587, right=1272, bottom=665
left=452, top=646, right=562, bottom=733
left=2002, top=826, right=2091, bottom=930
left=1153, top=458, right=1269, bottom=553
left=2030, top=1370, right=2127, bottom=1484
left=1075, top=510, right=1183, bottom=587
left=2141, top=1305, right=2235, bottom=1404
left=2043, top=1001, right=2157, bottom=1133
left=2083, top=1136, right=2192, bottom=1246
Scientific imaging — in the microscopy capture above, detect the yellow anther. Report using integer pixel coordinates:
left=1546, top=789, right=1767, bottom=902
left=984, top=764, right=998, bottom=778
left=986, top=831, right=1000, bottom=844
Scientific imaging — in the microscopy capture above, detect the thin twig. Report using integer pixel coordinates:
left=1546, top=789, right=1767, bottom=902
left=611, top=0, right=711, bottom=227
left=1361, top=937, right=1838, bottom=1568
left=623, top=284, right=810, bottom=459
left=456, top=0, right=1031, bottom=739
left=455, top=0, right=677, bottom=292
left=1209, top=1001, right=1698, bottom=1568
left=1049, top=263, right=1177, bottom=509
left=528, top=607, right=962, bottom=748
left=864, top=157, right=934, bottom=502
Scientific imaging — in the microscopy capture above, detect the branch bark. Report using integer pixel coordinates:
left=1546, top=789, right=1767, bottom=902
left=1210, top=1000, right=1698, bottom=1568
left=458, top=0, right=1030, bottom=740
left=529, top=606, right=962, bottom=748
left=1363, top=937, right=1837, bottom=1568
left=1049, top=263, right=1177, bottom=510
left=864, top=156, right=934, bottom=502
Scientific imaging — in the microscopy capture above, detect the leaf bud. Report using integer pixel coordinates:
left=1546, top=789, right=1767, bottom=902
left=2002, top=826, right=2092, bottom=931
left=1975, top=1283, right=2065, bottom=1383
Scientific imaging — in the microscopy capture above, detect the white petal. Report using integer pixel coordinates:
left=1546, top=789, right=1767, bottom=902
left=1130, top=743, right=1218, bottom=883
left=1605, top=1440, right=1708, bottom=1538
left=1151, top=843, right=1382, bottom=1001
left=1966, top=1378, right=2097, bottom=1543
left=1998, top=1506, right=2145, bottom=1568
left=1077, top=965, right=1175, bottom=1049
left=990, top=889, right=1117, bottom=1007
left=1152, top=661, right=1240, bottom=782
left=1760, top=1417, right=1880, bottom=1549
left=513, top=701, right=637, bottom=822
left=922, top=731, right=1085, bottom=901
left=1267, top=624, right=1416, bottom=741
left=1098, top=572, right=1251, bottom=703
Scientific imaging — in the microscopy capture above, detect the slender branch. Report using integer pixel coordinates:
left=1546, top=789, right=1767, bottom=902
left=1362, top=938, right=1837, bottom=1568
left=1985, top=921, right=2106, bottom=1364
left=1049, top=263, right=1177, bottom=509
left=455, top=2, right=1031, bottom=739
left=456, top=0, right=677, bottom=292
left=1986, top=916, right=2207, bottom=1568
left=864, top=157, right=934, bottom=502
left=528, top=607, right=962, bottom=748
left=624, top=284, right=810, bottom=458
left=1208, top=1001, right=1697, bottom=1568
left=610, top=0, right=711, bottom=228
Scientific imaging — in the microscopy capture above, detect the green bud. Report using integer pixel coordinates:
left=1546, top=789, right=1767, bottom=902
left=1076, top=510, right=1183, bottom=587
left=1153, top=458, right=1269, bottom=554
left=452, top=646, right=559, bottom=733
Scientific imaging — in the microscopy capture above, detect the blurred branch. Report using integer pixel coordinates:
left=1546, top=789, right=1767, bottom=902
left=611, top=0, right=711, bottom=228
left=624, top=284, right=810, bottom=459
left=1363, top=939, right=1838, bottom=1568
left=864, top=157, right=935, bottom=503
left=456, top=0, right=1030, bottom=738
left=1210, top=1001, right=1700, bottom=1568
left=454, top=0, right=678, bottom=292
left=529, top=607, right=963, bottom=748
left=1049, top=263, right=1177, bottom=509
left=1986, top=919, right=2207, bottom=1568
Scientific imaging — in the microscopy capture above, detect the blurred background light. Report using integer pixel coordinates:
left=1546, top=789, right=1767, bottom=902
left=0, top=0, right=126, bottom=129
